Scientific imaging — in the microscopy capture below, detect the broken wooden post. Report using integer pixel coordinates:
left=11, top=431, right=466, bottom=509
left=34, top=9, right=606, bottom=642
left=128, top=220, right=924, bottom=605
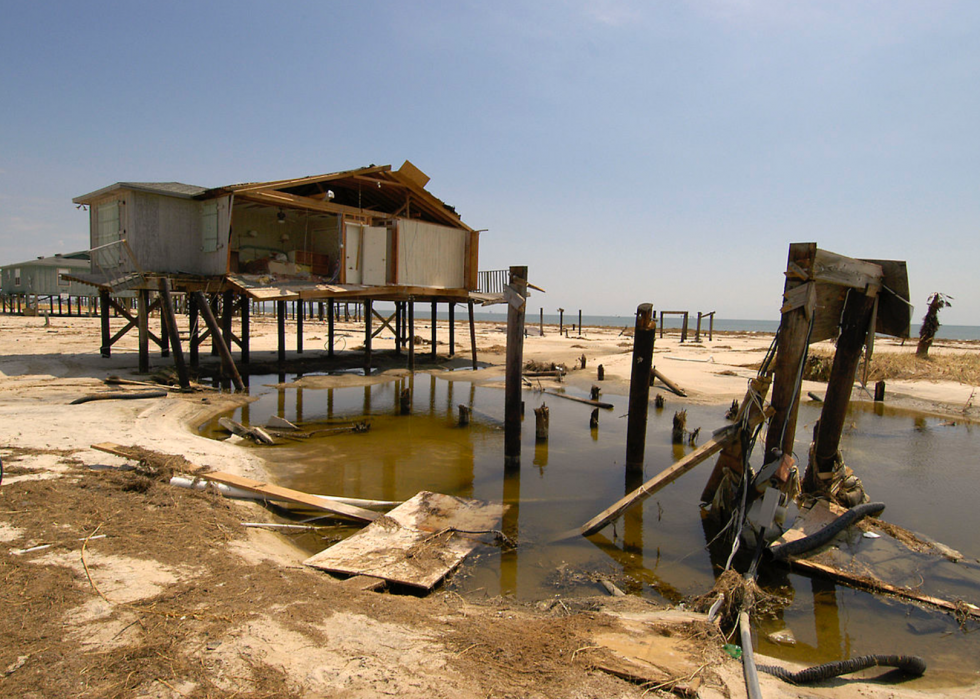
left=651, top=367, right=687, bottom=397
left=99, top=289, right=111, bottom=358
left=810, top=288, right=877, bottom=489
left=505, top=265, right=528, bottom=469
left=539, top=308, right=544, bottom=336
left=468, top=300, right=478, bottom=369
left=578, top=310, right=583, bottom=335
left=680, top=312, right=689, bottom=342
left=558, top=308, right=564, bottom=334
left=765, top=243, right=817, bottom=464
left=458, top=404, right=471, bottom=426
left=193, top=291, right=244, bottom=391
left=597, top=364, right=604, bottom=381
left=874, top=380, right=886, bottom=402
left=590, top=408, right=599, bottom=429
left=399, top=387, right=411, bottom=415
left=534, top=403, right=549, bottom=442
left=158, top=278, right=190, bottom=390
left=138, top=288, right=150, bottom=373
left=654, top=394, right=665, bottom=409
left=626, top=303, right=656, bottom=472
left=276, top=300, right=286, bottom=364
left=590, top=385, right=601, bottom=402
left=671, top=410, right=687, bottom=444
left=580, top=353, right=587, bottom=369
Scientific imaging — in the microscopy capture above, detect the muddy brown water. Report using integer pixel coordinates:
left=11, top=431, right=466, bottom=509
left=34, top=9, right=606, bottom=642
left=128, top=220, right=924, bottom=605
left=202, top=374, right=980, bottom=679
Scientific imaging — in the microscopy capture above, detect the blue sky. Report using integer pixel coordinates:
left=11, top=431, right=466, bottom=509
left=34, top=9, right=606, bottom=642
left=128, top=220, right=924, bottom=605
left=1, top=1, right=977, bottom=324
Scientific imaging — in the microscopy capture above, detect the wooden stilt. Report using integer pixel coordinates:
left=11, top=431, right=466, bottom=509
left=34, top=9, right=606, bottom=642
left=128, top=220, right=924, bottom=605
left=468, top=300, right=477, bottom=370
left=394, top=301, right=402, bottom=356
left=458, top=404, right=471, bottom=426
left=194, top=292, right=244, bottom=391
left=448, top=303, right=455, bottom=356
left=408, top=299, right=416, bottom=372
left=297, top=299, right=304, bottom=354
left=810, top=289, right=877, bottom=490
left=364, top=300, right=372, bottom=373
left=626, top=304, right=656, bottom=471
left=765, top=243, right=817, bottom=464
left=99, top=289, right=111, bottom=358
left=188, top=291, right=199, bottom=369
left=277, top=300, right=286, bottom=364
left=431, top=300, right=437, bottom=359
left=240, top=294, right=250, bottom=364
left=138, top=288, right=149, bottom=373
left=505, top=266, right=528, bottom=469
left=327, top=299, right=335, bottom=358
left=158, top=278, right=190, bottom=390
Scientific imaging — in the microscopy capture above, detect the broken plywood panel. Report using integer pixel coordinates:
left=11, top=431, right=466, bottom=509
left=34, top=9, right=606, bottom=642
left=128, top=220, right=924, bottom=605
left=304, top=491, right=504, bottom=591
left=774, top=500, right=980, bottom=619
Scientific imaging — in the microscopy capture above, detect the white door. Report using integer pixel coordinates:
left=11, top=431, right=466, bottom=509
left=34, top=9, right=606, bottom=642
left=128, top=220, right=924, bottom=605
left=344, top=224, right=362, bottom=284
left=361, top=226, right=388, bottom=286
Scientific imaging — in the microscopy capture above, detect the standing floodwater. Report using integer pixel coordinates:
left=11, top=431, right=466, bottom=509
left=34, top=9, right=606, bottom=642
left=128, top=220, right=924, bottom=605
left=203, top=375, right=980, bottom=681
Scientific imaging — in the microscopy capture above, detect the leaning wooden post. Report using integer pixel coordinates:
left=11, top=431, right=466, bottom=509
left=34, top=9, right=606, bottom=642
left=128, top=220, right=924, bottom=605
left=534, top=403, right=549, bottom=442
left=764, top=243, right=817, bottom=464
left=811, top=288, right=877, bottom=488
left=158, top=278, right=190, bottom=390
left=99, top=289, right=111, bottom=358
left=193, top=292, right=244, bottom=391
left=138, top=288, right=150, bottom=373
left=505, top=265, right=528, bottom=469
left=468, top=300, right=478, bottom=369
left=626, top=303, right=656, bottom=472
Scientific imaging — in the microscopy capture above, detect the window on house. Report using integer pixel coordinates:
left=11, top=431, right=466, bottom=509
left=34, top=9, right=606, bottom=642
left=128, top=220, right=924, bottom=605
left=14, top=268, right=21, bottom=286
left=96, top=201, right=121, bottom=248
left=202, top=201, right=219, bottom=253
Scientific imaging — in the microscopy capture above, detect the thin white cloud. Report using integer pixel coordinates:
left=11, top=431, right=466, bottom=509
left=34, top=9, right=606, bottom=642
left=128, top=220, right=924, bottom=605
left=583, top=0, right=643, bottom=27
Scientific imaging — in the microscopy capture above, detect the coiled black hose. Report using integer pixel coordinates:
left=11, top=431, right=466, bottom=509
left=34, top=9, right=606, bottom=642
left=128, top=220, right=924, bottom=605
left=758, top=654, right=926, bottom=684
left=769, top=501, right=886, bottom=561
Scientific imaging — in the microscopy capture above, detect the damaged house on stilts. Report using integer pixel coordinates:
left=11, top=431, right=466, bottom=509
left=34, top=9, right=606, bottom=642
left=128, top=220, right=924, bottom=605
left=68, top=161, right=492, bottom=386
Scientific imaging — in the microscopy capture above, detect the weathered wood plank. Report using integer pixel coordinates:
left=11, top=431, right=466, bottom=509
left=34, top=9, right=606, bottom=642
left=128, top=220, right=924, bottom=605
left=304, top=491, right=504, bottom=590
left=582, top=411, right=769, bottom=537
left=202, top=471, right=380, bottom=523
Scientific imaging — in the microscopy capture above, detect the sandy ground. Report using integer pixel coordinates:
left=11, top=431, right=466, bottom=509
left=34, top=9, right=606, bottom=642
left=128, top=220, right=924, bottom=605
left=1, top=311, right=978, bottom=698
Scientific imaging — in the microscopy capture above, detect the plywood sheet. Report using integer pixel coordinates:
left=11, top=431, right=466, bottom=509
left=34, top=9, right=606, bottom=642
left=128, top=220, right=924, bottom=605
left=774, top=500, right=980, bottom=618
left=304, top=491, right=504, bottom=590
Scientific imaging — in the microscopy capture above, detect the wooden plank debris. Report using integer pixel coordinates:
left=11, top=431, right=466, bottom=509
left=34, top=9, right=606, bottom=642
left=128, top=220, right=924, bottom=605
left=200, top=471, right=381, bottom=523
left=582, top=411, right=769, bottom=536
left=773, top=500, right=980, bottom=620
left=304, top=491, right=504, bottom=591
left=218, top=417, right=275, bottom=444
left=543, top=389, right=614, bottom=409
left=651, top=368, right=687, bottom=397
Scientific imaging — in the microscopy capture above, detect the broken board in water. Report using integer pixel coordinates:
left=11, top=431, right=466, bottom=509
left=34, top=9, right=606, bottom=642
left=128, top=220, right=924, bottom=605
left=303, top=491, right=504, bottom=591
left=773, top=499, right=980, bottom=619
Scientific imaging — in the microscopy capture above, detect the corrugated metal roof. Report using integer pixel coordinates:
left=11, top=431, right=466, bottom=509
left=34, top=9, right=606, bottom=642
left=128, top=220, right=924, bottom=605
left=73, top=181, right=207, bottom=204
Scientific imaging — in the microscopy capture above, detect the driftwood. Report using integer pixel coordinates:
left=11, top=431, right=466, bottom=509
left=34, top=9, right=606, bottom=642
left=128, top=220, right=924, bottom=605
left=71, top=390, right=168, bottom=405
left=543, top=390, right=613, bottom=409
left=651, top=368, right=687, bottom=397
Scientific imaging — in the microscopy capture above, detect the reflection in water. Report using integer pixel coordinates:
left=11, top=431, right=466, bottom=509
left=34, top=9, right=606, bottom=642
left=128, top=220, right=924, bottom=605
left=202, top=377, right=980, bottom=676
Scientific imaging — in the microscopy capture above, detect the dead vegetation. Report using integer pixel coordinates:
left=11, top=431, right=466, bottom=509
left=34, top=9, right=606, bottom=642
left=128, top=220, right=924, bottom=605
left=802, top=349, right=980, bottom=385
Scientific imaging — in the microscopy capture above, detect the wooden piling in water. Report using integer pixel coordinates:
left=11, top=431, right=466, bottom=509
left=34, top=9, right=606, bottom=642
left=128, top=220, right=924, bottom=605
left=534, top=403, right=549, bottom=442
left=505, top=265, right=528, bottom=469
left=458, top=404, right=471, bottom=426
left=597, top=364, right=604, bottom=381
left=626, top=303, right=656, bottom=472
left=399, top=388, right=411, bottom=415
left=874, top=380, right=886, bottom=402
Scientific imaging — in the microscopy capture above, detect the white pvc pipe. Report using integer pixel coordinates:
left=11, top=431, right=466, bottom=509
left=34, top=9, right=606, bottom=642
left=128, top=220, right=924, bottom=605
left=169, top=476, right=399, bottom=510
